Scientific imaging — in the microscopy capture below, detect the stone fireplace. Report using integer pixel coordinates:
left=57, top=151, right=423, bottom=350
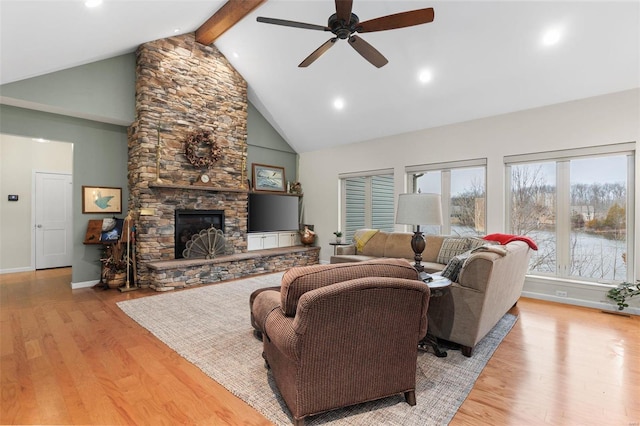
left=127, top=33, right=318, bottom=290
left=175, top=209, right=224, bottom=259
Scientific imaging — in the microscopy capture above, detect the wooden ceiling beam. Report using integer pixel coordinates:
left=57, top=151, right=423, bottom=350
left=195, top=0, right=266, bottom=45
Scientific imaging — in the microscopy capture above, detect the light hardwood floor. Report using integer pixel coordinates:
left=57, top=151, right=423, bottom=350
left=1, top=268, right=638, bottom=425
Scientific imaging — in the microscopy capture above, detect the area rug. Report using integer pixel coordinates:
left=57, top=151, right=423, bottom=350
left=117, top=273, right=517, bottom=425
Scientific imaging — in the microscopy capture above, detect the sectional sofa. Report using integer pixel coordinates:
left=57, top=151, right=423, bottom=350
left=330, top=230, right=535, bottom=356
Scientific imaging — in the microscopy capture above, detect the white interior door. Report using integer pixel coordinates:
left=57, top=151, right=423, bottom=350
left=35, top=172, right=73, bottom=269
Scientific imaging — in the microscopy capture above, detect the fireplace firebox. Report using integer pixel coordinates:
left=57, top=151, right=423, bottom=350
left=175, top=209, right=225, bottom=259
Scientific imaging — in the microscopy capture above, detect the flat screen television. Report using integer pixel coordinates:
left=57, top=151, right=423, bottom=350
left=248, top=193, right=299, bottom=232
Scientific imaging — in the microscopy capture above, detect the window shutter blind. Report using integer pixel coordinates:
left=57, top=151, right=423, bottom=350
left=342, top=173, right=395, bottom=241
left=371, top=175, right=395, bottom=231
left=345, top=177, right=366, bottom=240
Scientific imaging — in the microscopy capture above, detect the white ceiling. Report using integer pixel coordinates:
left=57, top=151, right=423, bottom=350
left=1, top=1, right=638, bottom=153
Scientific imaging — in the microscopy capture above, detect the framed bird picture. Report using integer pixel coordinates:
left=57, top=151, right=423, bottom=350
left=252, top=163, right=286, bottom=192
left=82, top=186, right=122, bottom=214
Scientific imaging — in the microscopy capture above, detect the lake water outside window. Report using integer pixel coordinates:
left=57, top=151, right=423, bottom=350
left=507, top=149, right=633, bottom=283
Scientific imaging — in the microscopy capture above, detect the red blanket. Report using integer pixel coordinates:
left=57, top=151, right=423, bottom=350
left=483, top=233, right=538, bottom=250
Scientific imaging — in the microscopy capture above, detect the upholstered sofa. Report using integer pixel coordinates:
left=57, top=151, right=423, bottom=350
left=331, top=230, right=535, bottom=357
left=330, top=230, right=486, bottom=273
left=428, top=239, right=533, bottom=356
left=250, top=259, right=430, bottom=425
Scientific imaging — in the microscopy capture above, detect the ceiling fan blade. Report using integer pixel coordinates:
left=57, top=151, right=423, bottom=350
left=299, top=38, right=338, bottom=67
left=348, top=35, right=388, bottom=68
left=357, top=8, right=434, bottom=33
left=257, top=16, right=329, bottom=32
left=335, top=0, right=353, bottom=23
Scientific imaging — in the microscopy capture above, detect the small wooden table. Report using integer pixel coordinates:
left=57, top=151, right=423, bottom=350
left=418, top=273, right=452, bottom=357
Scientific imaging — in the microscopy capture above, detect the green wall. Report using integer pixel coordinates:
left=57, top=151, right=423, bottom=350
left=0, top=49, right=297, bottom=287
left=0, top=54, right=135, bottom=125
left=247, top=102, right=298, bottom=185
left=0, top=104, right=129, bottom=285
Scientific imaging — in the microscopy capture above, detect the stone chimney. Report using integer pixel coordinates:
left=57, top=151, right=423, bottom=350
left=127, top=33, right=248, bottom=287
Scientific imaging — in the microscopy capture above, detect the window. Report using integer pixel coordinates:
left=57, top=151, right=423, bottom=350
left=340, top=170, right=395, bottom=241
left=406, top=159, right=487, bottom=236
left=506, top=144, right=634, bottom=283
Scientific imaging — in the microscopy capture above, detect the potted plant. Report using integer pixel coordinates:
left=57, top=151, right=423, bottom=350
left=101, top=243, right=128, bottom=288
left=333, top=231, right=343, bottom=243
left=607, top=280, right=640, bottom=311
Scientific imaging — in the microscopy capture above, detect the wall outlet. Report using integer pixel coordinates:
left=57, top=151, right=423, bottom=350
left=555, top=290, right=568, bottom=297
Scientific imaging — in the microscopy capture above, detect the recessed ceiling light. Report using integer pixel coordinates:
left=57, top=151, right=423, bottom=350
left=333, top=98, right=345, bottom=110
left=232, top=52, right=239, bottom=58
left=173, top=28, right=181, bottom=34
left=542, top=27, right=562, bottom=46
left=84, top=0, right=103, bottom=8
left=418, top=69, right=432, bottom=84
left=32, top=138, right=50, bottom=143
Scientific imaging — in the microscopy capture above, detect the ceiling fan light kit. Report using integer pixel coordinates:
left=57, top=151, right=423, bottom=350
left=257, top=0, right=434, bottom=68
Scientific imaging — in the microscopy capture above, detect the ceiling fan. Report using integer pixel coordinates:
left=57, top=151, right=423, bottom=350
left=256, top=0, right=434, bottom=68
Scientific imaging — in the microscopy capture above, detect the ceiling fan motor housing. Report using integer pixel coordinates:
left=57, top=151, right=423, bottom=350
left=328, top=13, right=360, bottom=39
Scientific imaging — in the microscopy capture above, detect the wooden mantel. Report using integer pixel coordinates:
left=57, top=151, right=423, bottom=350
left=148, top=182, right=249, bottom=193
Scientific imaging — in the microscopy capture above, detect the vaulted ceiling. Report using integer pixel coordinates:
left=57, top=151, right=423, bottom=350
left=1, top=1, right=638, bottom=153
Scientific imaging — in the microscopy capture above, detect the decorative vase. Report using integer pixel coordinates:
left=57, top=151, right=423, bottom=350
left=300, top=226, right=316, bottom=246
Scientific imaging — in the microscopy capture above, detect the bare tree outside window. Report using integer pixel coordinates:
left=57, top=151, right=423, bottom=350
left=509, top=155, right=629, bottom=283
left=510, top=163, right=556, bottom=273
left=451, top=177, right=485, bottom=235
left=414, top=165, right=486, bottom=236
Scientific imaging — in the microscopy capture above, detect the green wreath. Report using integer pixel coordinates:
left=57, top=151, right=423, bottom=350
left=184, top=129, right=222, bottom=168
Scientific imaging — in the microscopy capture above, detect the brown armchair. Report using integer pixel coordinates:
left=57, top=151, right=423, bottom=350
left=250, top=259, right=430, bottom=425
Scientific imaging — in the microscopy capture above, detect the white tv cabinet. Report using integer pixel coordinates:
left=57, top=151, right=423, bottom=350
left=247, top=231, right=300, bottom=251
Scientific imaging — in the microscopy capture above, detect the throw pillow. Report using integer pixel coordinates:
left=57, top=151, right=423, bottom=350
left=441, top=249, right=473, bottom=282
left=437, top=238, right=469, bottom=264
left=467, top=237, right=487, bottom=250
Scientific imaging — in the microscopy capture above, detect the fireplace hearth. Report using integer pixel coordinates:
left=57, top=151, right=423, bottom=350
left=175, top=209, right=225, bottom=259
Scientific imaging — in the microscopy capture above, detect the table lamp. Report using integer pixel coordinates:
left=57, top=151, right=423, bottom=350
left=396, top=193, right=443, bottom=271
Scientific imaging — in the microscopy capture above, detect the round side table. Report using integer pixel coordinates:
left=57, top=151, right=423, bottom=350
left=418, top=273, right=452, bottom=357
left=328, top=242, right=350, bottom=255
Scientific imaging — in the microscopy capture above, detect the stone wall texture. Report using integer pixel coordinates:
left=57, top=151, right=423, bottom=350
left=128, top=34, right=318, bottom=290
left=147, top=247, right=320, bottom=291
left=128, top=33, right=251, bottom=288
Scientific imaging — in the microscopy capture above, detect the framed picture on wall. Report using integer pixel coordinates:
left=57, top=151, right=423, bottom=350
left=252, top=164, right=286, bottom=192
left=82, top=186, right=122, bottom=214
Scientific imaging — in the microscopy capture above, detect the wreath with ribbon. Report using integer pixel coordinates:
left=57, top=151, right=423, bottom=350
left=184, top=129, right=222, bottom=168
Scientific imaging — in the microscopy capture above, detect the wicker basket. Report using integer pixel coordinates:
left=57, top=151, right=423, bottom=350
left=105, top=272, right=126, bottom=289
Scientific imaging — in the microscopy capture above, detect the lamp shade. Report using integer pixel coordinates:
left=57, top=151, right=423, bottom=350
left=396, top=193, right=443, bottom=226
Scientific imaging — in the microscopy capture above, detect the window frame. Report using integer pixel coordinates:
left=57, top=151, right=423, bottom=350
left=504, top=143, right=635, bottom=283
left=405, top=158, right=488, bottom=236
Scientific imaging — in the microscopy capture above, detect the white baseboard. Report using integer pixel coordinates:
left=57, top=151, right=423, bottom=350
left=0, top=266, right=34, bottom=274
left=72, top=280, right=100, bottom=289
left=521, top=291, right=640, bottom=316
